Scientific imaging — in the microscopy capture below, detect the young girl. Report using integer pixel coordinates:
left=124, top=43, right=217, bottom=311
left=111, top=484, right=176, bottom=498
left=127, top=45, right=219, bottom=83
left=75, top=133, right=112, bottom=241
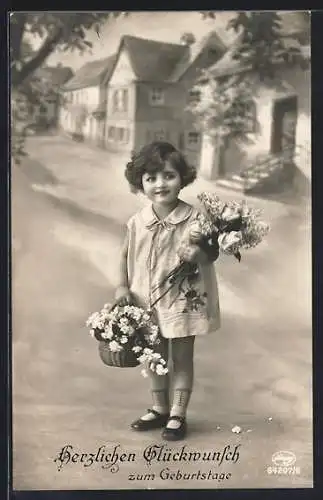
left=115, top=141, right=220, bottom=441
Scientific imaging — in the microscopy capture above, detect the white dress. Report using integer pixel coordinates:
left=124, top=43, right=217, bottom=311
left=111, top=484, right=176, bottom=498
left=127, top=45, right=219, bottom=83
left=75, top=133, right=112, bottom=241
left=126, top=199, right=221, bottom=338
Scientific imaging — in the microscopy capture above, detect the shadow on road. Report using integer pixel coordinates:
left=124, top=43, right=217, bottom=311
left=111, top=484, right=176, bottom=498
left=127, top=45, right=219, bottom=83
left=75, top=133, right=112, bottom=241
left=16, top=157, right=125, bottom=238
left=247, top=187, right=306, bottom=207
left=40, top=191, right=125, bottom=238
left=17, top=157, right=59, bottom=186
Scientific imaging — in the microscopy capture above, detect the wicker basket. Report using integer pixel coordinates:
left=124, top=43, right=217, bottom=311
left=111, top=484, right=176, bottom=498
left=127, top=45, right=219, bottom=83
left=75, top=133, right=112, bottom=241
left=98, top=340, right=140, bottom=368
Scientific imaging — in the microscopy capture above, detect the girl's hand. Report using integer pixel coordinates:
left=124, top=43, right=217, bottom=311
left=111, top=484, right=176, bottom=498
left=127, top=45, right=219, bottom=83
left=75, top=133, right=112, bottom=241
left=189, top=221, right=203, bottom=244
left=177, top=243, right=204, bottom=263
left=115, top=286, right=132, bottom=306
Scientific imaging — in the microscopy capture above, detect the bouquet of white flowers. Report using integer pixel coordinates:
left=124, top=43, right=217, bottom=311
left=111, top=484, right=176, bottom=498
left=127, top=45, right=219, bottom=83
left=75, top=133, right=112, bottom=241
left=86, top=303, right=168, bottom=377
left=195, top=192, right=270, bottom=261
left=151, top=192, right=270, bottom=313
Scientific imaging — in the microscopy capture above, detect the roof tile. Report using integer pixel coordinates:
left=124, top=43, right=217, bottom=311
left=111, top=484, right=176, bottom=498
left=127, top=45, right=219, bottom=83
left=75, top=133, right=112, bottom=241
left=170, top=30, right=227, bottom=82
left=34, top=66, right=74, bottom=87
left=62, top=54, right=116, bottom=91
left=121, top=35, right=187, bottom=81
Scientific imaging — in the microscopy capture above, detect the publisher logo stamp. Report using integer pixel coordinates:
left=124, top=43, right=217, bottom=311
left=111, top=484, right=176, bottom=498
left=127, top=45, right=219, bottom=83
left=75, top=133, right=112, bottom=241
left=267, top=451, right=300, bottom=476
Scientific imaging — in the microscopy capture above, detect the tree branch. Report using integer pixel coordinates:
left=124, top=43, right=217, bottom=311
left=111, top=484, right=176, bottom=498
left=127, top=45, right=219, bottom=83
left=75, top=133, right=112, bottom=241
left=10, top=13, right=27, bottom=63
left=12, top=26, right=64, bottom=87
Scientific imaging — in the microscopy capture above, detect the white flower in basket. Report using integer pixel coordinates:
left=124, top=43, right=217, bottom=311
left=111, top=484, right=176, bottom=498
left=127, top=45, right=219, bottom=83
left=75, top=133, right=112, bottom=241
left=86, top=303, right=168, bottom=376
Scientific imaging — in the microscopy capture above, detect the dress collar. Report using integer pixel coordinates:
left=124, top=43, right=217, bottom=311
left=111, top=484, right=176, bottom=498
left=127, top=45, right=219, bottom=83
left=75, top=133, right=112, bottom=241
left=140, top=199, right=193, bottom=230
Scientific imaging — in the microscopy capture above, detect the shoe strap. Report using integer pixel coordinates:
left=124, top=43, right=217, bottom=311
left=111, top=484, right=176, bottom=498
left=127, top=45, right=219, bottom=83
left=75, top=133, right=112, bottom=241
left=167, top=415, right=186, bottom=423
left=147, top=408, right=166, bottom=418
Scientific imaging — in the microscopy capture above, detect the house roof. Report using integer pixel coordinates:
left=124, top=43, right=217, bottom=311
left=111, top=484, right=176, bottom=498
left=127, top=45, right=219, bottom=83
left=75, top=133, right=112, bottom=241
left=34, top=66, right=74, bottom=87
left=169, top=30, right=227, bottom=82
left=102, top=35, right=188, bottom=84
left=102, top=32, right=228, bottom=85
left=199, top=33, right=250, bottom=80
left=61, top=54, right=117, bottom=91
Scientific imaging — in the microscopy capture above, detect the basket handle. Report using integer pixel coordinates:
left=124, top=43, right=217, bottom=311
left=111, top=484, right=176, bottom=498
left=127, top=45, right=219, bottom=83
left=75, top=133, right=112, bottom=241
left=110, top=295, right=137, bottom=310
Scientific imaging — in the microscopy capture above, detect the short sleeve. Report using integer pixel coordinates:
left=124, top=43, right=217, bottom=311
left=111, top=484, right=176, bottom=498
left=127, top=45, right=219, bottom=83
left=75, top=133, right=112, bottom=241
left=126, top=214, right=135, bottom=231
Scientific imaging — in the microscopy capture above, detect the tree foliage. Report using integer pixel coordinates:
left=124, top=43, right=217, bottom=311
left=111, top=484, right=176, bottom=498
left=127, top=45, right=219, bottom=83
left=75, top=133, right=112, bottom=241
left=10, top=12, right=127, bottom=163
left=192, top=11, right=309, bottom=142
left=200, top=11, right=217, bottom=20
left=227, top=12, right=306, bottom=80
left=10, top=12, right=127, bottom=87
left=189, top=74, right=258, bottom=143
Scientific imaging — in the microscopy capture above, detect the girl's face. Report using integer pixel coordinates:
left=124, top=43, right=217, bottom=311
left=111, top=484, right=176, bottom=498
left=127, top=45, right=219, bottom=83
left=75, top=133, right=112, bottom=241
left=142, top=162, right=181, bottom=206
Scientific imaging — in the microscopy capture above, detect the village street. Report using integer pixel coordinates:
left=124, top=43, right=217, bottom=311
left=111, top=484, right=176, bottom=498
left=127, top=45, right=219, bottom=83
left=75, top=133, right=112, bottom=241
left=12, top=135, right=312, bottom=490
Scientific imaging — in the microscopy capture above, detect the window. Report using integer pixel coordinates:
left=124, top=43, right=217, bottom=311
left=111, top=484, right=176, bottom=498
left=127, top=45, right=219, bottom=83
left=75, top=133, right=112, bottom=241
left=117, top=127, right=129, bottom=143
left=39, top=103, right=47, bottom=114
left=207, top=48, right=218, bottom=58
left=112, top=91, right=119, bottom=112
left=117, top=128, right=124, bottom=142
left=149, top=88, right=165, bottom=106
left=154, top=130, right=166, bottom=141
left=188, top=89, right=201, bottom=103
left=188, top=131, right=200, bottom=145
left=121, top=89, right=128, bottom=112
left=108, top=126, right=129, bottom=143
left=112, top=89, right=129, bottom=112
left=108, top=126, right=116, bottom=140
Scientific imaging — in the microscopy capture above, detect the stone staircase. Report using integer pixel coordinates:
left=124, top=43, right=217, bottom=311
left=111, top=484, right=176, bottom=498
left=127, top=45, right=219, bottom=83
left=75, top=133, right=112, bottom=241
left=216, top=148, right=294, bottom=194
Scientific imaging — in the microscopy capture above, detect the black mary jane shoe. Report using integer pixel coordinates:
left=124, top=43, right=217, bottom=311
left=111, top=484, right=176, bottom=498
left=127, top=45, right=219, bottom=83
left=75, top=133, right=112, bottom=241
left=131, top=409, right=169, bottom=431
left=161, top=416, right=187, bottom=441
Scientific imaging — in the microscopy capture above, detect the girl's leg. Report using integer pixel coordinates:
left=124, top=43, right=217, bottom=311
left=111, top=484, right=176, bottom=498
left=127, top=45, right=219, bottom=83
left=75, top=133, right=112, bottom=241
left=139, top=335, right=170, bottom=421
left=167, top=336, right=195, bottom=429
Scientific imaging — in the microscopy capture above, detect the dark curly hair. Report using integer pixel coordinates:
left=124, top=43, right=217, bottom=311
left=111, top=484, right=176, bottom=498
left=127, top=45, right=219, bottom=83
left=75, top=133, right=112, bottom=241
left=125, top=141, right=197, bottom=193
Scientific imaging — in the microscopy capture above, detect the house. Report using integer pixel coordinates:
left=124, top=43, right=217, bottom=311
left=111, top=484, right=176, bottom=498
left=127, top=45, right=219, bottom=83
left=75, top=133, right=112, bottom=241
left=59, top=55, right=116, bottom=143
left=32, top=64, right=73, bottom=130
left=195, top=14, right=310, bottom=195
left=100, top=32, right=227, bottom=165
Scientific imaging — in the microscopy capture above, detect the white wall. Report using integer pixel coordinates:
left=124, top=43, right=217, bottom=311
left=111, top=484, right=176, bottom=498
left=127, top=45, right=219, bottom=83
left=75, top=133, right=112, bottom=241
left=199, top=134, right=221, bottom=180
left=105, top=48, right=136, bottom=151
left=199, top=74, right=305, bottom=180
left=80, top=86, right=99, bottom=141
left=59, top=86, right=100, bottom=140
left=68, top=87, right=100, bottom=110
left=109, top=48, right=136, bottom=86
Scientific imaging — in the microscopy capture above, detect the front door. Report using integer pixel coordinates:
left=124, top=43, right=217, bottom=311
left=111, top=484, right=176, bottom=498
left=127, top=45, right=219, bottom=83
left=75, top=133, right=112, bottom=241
left=271, top=96, right=298, bottom=163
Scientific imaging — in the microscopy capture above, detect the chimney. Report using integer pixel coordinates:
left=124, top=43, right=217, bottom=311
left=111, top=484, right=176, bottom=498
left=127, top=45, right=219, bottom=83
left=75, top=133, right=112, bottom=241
left=180, top=32, right=196, bottom=46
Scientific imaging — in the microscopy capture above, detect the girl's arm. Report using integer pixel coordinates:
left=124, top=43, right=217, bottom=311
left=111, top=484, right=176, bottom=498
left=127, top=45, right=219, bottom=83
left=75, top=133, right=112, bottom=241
left=186, top=218, right=219, bottom=264
left=177, top=243, right=213, bottom=265
left=115, top=229, right=132, bottom=305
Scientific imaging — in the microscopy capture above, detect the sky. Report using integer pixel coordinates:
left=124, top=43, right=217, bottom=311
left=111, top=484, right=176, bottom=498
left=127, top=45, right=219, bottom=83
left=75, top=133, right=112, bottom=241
left=30, top=11, right=239, bottom=71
